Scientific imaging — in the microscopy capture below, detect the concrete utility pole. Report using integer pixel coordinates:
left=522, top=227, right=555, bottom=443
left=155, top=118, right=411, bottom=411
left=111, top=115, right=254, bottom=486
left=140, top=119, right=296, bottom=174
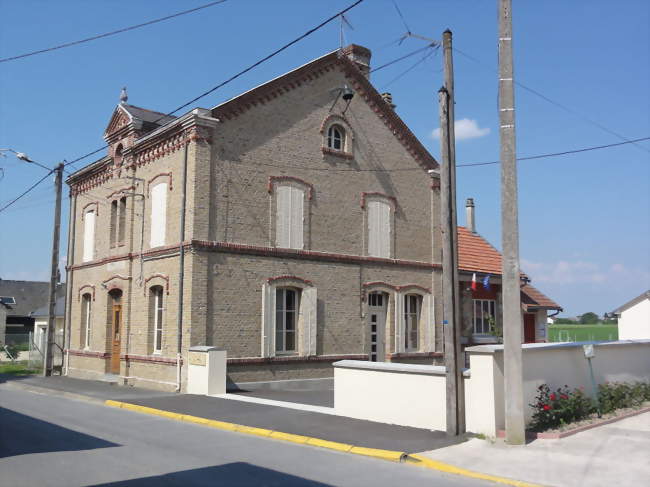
left=439, top=28, right=464, bottom=436
left=498, top=0, right=525, bottom=444
left=43, top=162, right=64, bottom=376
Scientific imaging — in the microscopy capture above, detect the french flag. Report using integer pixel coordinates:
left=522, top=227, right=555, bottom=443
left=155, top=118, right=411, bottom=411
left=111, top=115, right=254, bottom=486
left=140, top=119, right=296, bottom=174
left=471, top=273, right=477, bottom=291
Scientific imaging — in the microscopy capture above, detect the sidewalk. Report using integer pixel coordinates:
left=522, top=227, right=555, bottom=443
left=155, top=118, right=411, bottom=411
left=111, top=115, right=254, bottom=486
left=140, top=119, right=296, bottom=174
left=417, top=411, right=650, bottom=487
left=0, top=374, right=463, bottom=454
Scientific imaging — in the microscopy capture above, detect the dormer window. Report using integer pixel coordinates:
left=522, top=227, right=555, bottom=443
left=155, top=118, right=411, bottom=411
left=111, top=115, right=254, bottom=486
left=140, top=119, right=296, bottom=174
left=327, top=125, right=344, bottom=151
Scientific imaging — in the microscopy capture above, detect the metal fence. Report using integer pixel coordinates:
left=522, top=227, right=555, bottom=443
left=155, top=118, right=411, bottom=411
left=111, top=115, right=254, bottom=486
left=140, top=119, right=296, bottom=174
left=28, top=331, right=64, bottom=370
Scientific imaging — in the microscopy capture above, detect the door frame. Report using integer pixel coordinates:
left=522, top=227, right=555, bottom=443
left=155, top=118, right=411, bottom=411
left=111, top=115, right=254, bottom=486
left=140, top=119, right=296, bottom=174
left=367, top=291, right=388, bottom=362
left=108, top=290, right=123, bottom=374
left=523, top=313, right=536, bottom=343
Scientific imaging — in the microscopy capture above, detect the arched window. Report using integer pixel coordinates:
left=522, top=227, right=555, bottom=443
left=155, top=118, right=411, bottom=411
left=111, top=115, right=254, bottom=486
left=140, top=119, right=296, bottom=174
left=149, top=286, right=164, bottom=353
left=114, top=144, right=124, bottom=165
left=80, top=293, right=92, bottom=349
left=327, top=125, right=345, bottom=151
left=404, top=293, right=421, bottom=351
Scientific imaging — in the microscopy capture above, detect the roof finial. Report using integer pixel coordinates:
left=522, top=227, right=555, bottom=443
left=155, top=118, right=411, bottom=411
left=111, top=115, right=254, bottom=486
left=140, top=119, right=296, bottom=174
left=119, top=86, right=128, bottom=104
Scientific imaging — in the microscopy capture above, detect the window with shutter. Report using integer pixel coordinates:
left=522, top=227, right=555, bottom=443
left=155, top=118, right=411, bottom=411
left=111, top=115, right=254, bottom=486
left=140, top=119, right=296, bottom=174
left=276, top=185, right=304, bottom=249
left=150, top=183, right=167, bottom=248
left=368, top=199, right=391, bottom=258
left=83, top=211, right=95, bottom=262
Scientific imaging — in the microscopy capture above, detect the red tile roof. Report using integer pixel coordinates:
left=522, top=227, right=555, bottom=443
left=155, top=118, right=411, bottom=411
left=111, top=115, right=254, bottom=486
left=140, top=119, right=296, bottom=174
left=457, top=226, right=561, bottom=310
left=457, top=226, right=503, bottom=275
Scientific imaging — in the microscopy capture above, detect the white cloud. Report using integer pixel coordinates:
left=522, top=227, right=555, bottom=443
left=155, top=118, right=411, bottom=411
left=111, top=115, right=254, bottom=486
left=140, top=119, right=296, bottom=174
left=521, top=259, right=649, bottom=285
left=432, top=118, right=490, bottom=141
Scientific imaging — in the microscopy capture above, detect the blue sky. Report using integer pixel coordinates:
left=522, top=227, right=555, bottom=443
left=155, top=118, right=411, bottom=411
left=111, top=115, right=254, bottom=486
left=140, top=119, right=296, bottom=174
left=1, top=0, right=648, bottom=317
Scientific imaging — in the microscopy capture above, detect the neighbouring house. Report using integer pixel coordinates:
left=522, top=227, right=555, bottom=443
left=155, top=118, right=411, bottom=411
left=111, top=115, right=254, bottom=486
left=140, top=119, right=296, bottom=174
left=457, top=199, right=562, bottom=345
left=63, top=45, right=561, bottom=392
left=0, top=280, right=65, bottom=343
left=613, top=290, right=650, bottom=340
left=0, top=299, right=10, bottom=345
left=30, top=295, right=66, bottom=358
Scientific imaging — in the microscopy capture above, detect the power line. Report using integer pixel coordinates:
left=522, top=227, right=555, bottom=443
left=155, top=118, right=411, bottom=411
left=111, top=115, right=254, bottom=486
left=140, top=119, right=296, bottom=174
left=381, top=47, right=437, bottom=89
left=64, top=0, right=366, bottom=168
left=0, top=1, right=229, bottom=63
left=370, top=43, right=436, bottom=74
left=457, top=136, right=650, bottom=167
left=452, top=47, right=650, bottom=154
left=0, top=170, right=52, bottom=213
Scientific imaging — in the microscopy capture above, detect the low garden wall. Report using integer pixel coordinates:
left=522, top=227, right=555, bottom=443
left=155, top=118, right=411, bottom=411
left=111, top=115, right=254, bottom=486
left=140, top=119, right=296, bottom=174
left=332, top=340, right=650, bottom=435
left=464, top=339, right=650, bottom=436
left=333, top=360, right=448, bottom=430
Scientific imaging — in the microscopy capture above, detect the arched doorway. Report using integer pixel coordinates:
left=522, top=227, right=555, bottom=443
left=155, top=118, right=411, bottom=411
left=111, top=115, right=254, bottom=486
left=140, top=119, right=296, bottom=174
left=108, top=289, right=123, bottom=374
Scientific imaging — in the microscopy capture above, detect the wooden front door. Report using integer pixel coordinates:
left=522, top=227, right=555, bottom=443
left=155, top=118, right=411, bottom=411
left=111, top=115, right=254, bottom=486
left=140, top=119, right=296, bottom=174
left=110, top=304, right=122, bottom=374
left=523, top=313, right=536, bottom=343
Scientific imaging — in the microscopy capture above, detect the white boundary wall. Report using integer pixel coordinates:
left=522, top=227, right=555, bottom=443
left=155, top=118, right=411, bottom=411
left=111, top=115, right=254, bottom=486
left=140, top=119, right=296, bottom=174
left=333, top=340, right=650, bottom=434
left=464, top=340, right=650, bottom=436
left=333, top=360, right=448, bottom=430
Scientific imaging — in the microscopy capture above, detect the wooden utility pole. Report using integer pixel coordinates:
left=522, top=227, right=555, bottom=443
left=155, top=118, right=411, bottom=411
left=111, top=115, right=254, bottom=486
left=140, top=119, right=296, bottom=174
left=498, top=0, right=525, bottom=444
left=43, top=162, right=64, bottom=376
left=439, top=28, right=464, bottom=436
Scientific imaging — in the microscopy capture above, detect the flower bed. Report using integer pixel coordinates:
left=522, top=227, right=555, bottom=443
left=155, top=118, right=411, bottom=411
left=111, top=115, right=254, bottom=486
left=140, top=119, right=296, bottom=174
left=528, top=381, right=650, bottom=434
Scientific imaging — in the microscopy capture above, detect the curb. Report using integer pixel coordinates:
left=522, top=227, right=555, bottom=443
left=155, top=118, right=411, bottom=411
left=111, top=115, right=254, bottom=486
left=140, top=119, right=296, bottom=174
left=105, top=400, right=405, bottom=462
left=404, top=454, right=542, bottom=487
left=105, top=399, right=538, bottom=485
left=496, top=406, right=650, bottom=440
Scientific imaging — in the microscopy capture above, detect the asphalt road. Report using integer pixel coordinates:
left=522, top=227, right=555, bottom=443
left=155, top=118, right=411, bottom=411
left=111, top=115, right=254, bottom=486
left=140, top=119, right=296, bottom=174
left=0, top=386, right=488, bottom=487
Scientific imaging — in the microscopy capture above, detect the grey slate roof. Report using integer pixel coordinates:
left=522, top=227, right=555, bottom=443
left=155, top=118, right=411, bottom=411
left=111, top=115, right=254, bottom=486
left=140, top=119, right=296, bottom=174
left=613, top=290, right=650, bottom=315
left=30, top=295, right=65, bottom=318
left=122, top=104, right=176, bottom=131
left=0, top=280, right=65, bottom=317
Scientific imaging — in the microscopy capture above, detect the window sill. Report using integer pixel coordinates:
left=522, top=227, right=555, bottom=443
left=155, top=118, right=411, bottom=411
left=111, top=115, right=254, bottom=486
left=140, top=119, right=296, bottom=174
left=321, top=147, right=354, bottom=160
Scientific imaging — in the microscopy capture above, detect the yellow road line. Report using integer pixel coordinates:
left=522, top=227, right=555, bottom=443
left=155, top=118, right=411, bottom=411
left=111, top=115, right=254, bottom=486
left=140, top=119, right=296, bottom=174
left=404, top=454, right=543, bottom=487
left=104, top=400, right=539, bottom=486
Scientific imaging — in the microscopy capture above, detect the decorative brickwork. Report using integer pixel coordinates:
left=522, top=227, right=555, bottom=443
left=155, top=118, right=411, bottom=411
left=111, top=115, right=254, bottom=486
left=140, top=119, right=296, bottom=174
left=144, top=273, right=170, bottom=295
left=147, top=172, right=173, bottom=192
left=77, top=284, right=96, bottom=301
left=267, top=176, right=314, bottom=200
left=360, top=191, right=397, bottom=209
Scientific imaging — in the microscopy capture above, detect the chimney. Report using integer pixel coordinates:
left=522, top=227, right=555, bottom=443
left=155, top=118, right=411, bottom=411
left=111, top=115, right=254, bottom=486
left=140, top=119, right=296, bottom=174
left=466, top=198, right=476, bottom=234
left=342, top=44, right=372, bottom=78
left=381, top=92, right=396, bottom=110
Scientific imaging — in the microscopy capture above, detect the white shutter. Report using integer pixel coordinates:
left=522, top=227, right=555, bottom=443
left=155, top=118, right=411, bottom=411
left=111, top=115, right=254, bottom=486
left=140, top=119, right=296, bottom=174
left=290, top=187, right=304, bottom=249
left=275, top=186, right=291, bottom=248
left=299, top=287, right=317, bottom=356
left=380, top=202, right=391, bottom=258
left=82, top=211, right=95, bottom=262
left=261, top=283, right=275, bottom=357
left=368, top=200, right=390, bottom=258
left=394, top=291, right=404, bottom=353
left=150, top=183, right=167, bottom=247
left=422, top=294, right=435, bottom=352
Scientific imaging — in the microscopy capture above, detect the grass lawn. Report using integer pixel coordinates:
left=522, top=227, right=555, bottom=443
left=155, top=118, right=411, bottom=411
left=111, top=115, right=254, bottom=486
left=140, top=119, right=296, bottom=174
left=547, top=324, right=618, bottom=342
left=0, top=361, right=39, bottom=375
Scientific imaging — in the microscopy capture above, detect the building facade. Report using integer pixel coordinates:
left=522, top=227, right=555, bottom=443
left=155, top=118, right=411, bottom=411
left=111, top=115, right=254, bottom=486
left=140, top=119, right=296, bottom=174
left=65, top=46, right=444, bottom=391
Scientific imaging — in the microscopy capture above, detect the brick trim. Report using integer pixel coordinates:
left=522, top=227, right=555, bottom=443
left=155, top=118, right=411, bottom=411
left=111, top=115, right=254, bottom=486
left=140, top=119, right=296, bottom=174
left=122, top=353, right=179, bottom=365
left=360, top=192, right=397, bottom=209
left=192, top=240, right=440, bottom=270
left=67, top=349, right=109, bottom=359
left=106, top=186, right=134, bottom=199
left=102, top=274, right=131, bottom=292
left=77, top=284, right=96, bottom=301
left=82, top=201, right=99, bottom=217
left=68, top=240, right=440, bottom=273
left=144, top=274, right=170, bottom=295
left=268, top=176, right=314, bottom=200
left=387, top=352, right=443, bottom=360
left=147, top=172, right=173, bottom=193
left=398, top=284, right=432, bottom=294
left=227, top=354, right=368, bottom=365
left=267, top=275, right=313, bottom=287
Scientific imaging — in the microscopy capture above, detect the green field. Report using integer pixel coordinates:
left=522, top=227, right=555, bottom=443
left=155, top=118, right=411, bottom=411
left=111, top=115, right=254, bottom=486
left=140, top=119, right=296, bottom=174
left=547, top=324, right=618, bottom=342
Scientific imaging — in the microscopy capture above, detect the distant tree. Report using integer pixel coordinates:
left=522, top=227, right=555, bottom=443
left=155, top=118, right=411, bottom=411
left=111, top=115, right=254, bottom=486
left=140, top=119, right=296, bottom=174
left=579, top=312, right=599, bottom=324
left=555, top=318, right=578, bottom=324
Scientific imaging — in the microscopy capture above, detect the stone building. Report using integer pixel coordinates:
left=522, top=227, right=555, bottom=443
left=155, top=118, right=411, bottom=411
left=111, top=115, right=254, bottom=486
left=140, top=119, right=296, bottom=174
left=65, top=45, right=444, bottom=391
left=64, top=45, right=561, bottom=391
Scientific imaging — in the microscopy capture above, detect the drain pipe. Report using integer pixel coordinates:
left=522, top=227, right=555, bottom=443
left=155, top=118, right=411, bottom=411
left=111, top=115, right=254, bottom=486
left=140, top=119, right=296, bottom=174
left=176, top=142, right=189, bottom=392
left=63, top=192, right=77, bottom=375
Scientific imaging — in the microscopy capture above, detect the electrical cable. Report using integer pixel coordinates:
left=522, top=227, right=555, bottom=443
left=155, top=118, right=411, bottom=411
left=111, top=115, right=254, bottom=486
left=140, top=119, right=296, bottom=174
left=452, top=47, right=650, bottom=154
left=0, top=1, right=229, bottom=63
left=370, top=43, right=435, bottom=74
left=63, top=0, right=366, bottom=169
left=0, top=170, right=53, bottom=213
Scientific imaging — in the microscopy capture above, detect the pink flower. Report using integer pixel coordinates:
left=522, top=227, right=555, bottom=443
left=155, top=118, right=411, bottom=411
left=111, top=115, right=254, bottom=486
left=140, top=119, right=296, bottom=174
left=550, top=393, right=557, bottom=401
left=543, top=404, right=551, bottom=411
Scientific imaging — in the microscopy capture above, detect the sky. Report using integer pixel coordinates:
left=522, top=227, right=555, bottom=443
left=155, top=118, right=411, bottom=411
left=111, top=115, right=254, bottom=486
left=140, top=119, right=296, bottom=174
left=0, top=0, right=648, bottom=317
